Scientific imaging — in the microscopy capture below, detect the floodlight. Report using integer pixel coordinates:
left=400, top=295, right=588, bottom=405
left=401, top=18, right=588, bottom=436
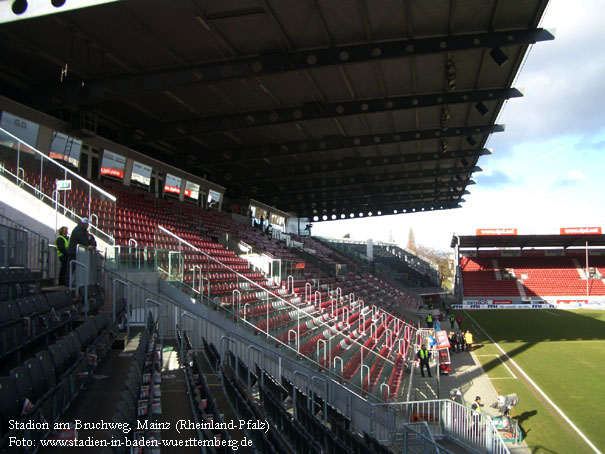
left=490, top=47, right=509, bottom=67
left=12, top=0, right=28, bottom=14
left=475, top=102, right=489, bottom=116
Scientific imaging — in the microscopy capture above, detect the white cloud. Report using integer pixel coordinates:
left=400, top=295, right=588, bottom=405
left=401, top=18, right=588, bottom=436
left=488, top=0, right=605, bottom=155
left=566, top=170, right=585, bottom=181
left=316, top=0, right=605, bottom=252
left=555, top=169, right=586, bottom=187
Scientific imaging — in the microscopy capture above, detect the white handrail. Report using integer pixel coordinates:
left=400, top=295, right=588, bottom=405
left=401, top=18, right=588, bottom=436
left=317, top=339, right=326, bottom=363
left=0, top=127, right=117, bottom=202
left=288, top=329, right=298, bottom=352
left=232, top=289, right=242, bottom=323
left=156, top=225, right=409, bottom=365
left=314, top=290, right=321, bottom=309
left=333, top=356, right=343, bottom=374
left=342, top=306, right=349, bottom=327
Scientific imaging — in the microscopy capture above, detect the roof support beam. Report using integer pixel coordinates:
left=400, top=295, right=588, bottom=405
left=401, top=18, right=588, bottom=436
left=42, top=28, right=553, bottom=109
left=272, top=180, right=472, bottom=204
left=237, top=147, right=490, bottom=183
left=214, top=125, right=501, bottom=165
left=127, top=89, right=520, bottom=144
left=250, top=166, right=482, bottom=195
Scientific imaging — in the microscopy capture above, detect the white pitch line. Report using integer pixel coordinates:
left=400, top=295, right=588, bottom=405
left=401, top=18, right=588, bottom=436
left=498, top=356, right=517, bottom=379
left=464, top=310, right=603, bottom=454
left=543, top=310, right=560, bottom=317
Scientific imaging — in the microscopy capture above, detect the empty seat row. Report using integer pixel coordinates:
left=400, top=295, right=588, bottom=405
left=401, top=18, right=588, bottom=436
left=0, top=290, right=79, bottom=361
left=0, top=267, right=38, bottom=302
left=179, top=332, right=231, bottom=453
left=107, top=312, right=159, bottom=454
left=0, top=309, right=117, bottom=451
left=222, top=364, right=283, bottom=454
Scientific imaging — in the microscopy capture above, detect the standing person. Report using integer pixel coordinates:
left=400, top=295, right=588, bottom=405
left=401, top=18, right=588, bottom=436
left=464, top=330, right=474, bottom=352
left=472, top=396, right=484, bottom=415
left=66, top=217, right=94, bottom=286
left=449, top=331, right=458, bottom=354
left=416, top=345, right=432, bottom=378
left=449, top=313, right=456, bottom=329
left=457, top=332, right=466, bottom=352
left=456, top=314, right=463, bottom=331
left=67, top=217, right=95, bottom=260
left=426, top=313, right=434, bottom=329
left=471, top=396, right=484, bottom=435
left=56, top=226, right=70, bottom=286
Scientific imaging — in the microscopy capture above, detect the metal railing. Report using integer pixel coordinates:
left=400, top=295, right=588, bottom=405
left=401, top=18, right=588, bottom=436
left=0, top=126, right=116, bottom=244
left=402, top=422, right=458, bottom=454
left=103, top=268, right=174, bottom=339
left=371, top=399, right=511, bottom=454
left=101, top=256, right=509, bottom=453
left=153, top=224, right=417, bottom=402
left=0, top=213, right=49, bottom=277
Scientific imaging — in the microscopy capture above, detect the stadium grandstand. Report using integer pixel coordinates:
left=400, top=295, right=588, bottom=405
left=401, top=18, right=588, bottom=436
left=452, top=228, right=605, bottom=308
left=315, top=238, right=441, bottom=290
left=0, top=1, right=555, bottom=453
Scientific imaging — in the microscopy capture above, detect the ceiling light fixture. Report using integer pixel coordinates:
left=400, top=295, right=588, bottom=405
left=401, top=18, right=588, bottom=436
left=490, top=47, right=509, bottom=67
left=475, top=102, right=489, bottom=116
left=11, top=0, right=28, bottom=14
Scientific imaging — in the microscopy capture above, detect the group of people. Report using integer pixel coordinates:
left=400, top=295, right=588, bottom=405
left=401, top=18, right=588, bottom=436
left=426, top=312, right=464, bottom=331
left=56, top=217, right=97, bottom=286
left=449, top=330, right=474, bottom=353
left=448, top=312, right=463, bottom=330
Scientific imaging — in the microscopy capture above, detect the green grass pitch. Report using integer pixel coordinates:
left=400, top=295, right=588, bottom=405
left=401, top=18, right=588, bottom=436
left=458, top=309, right=605, bottom=454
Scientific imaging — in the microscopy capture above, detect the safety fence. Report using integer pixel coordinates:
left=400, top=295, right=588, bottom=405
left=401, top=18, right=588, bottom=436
left=374, top=399, right=511, bottom=454
left=402, top=422, right=458, bottom=454
left=98, top=227, right=511, bottom=453
left=0, top=212, right=50, bottom=277
left=100, top=262, right=511, bottom=454
left=154, top=224, right=421, bottom=404
left=0, top=126, right=116, bottom=244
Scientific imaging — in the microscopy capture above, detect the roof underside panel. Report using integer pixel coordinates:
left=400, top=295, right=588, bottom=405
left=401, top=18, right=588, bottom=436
left=0, top=0, right=552, bottom=220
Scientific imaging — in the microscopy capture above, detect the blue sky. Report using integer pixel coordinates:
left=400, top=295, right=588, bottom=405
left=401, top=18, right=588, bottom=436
left=314, top=0, right=605, bottom=251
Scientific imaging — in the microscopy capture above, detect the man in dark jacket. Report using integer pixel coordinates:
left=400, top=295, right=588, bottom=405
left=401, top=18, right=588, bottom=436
left=56, top=226, right=69, bottom=285
left=67, top=217, right=95, bottom=260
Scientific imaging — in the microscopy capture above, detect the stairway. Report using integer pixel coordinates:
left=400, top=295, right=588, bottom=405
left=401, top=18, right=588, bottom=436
left=492, top=259, right=503, bottom=280
left=572, top=258, right=587, bottom=279
left=515, top=278, right=527, bottom=298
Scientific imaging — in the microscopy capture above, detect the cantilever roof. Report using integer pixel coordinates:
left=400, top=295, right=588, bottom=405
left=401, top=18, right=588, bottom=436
left=453, top=234, right=605, bottom=249
left=0, top=0, right=552, bottom=219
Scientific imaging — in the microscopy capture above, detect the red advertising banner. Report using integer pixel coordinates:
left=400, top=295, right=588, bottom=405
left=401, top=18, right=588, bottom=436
left=557, top=299, right=588, bottom=305
left=560, top=227, right=601, bottom=235
left=435, top=330, right=450, bottom=349
left=476, top=228, right=518, bottom=236
left=164, top=173, right=182, bottom=195
left=100, top=167, right=124, bottom=179
left=294, top=262, right=306, bottom=270
left=493, top=300, right=512, bottom=305
left=164, top=185, right=180, bottom=195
